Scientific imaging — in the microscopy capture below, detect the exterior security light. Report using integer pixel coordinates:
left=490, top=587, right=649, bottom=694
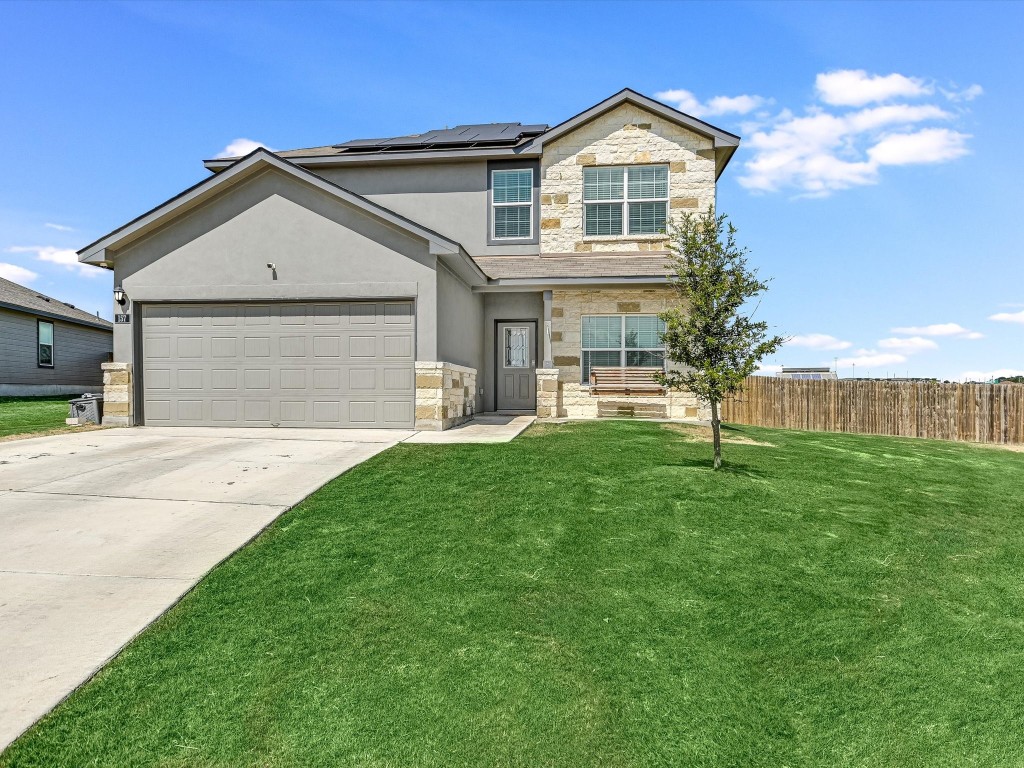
left=113, top=287, right=127, bottom=306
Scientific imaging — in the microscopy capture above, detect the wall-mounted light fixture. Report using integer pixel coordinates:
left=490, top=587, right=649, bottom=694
left=113, top=286, right=127, bottom=306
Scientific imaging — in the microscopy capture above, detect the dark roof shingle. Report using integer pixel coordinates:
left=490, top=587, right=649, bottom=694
left=472, top=254, right=671, bottom=281
left=0, top=277, right=112, bottom=330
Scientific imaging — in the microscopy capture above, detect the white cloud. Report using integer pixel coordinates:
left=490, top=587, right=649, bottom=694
left=6, top=246, right=100, bottom=277
left=786, top=333, right=852, bottom=350
left=958, top=368, right=1024, bottom=382
left=44, top=222, right=75, bottom=232
left=891, top=323, right=983, bottom=338
left=756, top=363, right=784, bottom=375
left=989, top=309, right=1024, bottom=324
left=877, top=336, right=939, bottom=353
left=737, top=71, right=977, bottom=196
left=836, top=350, right=907, bottom=368
left=868, top=128, right=971, bottom=166
left=816, top=69, right=932, bottom=106
left=943, top=84, right=984, bottom=103
left=0, top=262, right=39, bottom=283
left=655, top=88, right=768, bottom=118
left=218, top=138, right=274, bottom=158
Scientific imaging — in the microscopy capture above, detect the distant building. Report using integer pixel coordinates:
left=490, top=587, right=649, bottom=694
left=0, top=277, right=112, bottom=396
left=779, top=367, right=837, bottom=381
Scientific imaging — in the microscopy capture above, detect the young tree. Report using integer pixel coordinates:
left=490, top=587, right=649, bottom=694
left=656, top=210, right=784, bottom=470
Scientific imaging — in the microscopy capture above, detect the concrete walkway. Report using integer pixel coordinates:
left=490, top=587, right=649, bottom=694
left=402, top=414, right=535, bottom=444
left=0, top=416, right=533, bottom=750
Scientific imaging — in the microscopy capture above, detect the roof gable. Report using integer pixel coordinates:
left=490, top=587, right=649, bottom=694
left=527, top=88, right=739, bottom=150
left=523, top=89, right=739, bottom=177
left=79, top=149, right=486, bottom=285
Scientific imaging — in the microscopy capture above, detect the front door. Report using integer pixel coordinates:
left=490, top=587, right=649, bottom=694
left=496, top=321, right=537, bottom=411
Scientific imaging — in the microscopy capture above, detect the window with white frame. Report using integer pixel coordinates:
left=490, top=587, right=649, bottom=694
left=581, top=314, right=666, bottom=383
left=38, top=320, right=53, bottom=367
left=583, top=165, right=668, bottom=237
left=492, top=168, right=533, bottom=239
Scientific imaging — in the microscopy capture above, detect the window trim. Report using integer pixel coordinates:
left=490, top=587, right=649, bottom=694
left=583, top=164, right=670, bottom=238
left=490, top=167, right=534, bottom=241
left=580, top=313, right=666, bottom=385
left=37, top=319, right=54, bottom=368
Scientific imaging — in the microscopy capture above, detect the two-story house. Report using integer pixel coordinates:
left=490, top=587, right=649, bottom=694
left=79, top=89, right=739, bottom=429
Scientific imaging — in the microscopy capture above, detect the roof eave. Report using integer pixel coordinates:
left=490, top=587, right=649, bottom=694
left=475, top=275, right=670, bottom=291
left=0, top=300, right=113, bottom=331
left=202, top=145, right=541, bottom=171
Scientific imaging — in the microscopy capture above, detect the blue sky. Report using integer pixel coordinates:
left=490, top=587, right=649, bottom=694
left=1, top=0, right=1020, bottom=381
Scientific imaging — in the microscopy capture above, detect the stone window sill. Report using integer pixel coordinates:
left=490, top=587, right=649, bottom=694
left=583, top=234, right=667, bottom=242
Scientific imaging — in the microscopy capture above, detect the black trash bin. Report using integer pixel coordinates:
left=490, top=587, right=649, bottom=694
left=68, top=393, right=104, bottom=425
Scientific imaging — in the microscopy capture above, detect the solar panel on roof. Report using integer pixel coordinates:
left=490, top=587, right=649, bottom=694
left=333, top=122, right=548, bottom=152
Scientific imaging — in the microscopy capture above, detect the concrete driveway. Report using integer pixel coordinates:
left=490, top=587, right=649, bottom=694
left=0, top=426, right=412, bottom=751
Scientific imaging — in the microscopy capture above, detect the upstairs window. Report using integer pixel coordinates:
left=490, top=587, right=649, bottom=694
left=584, top=165, right=668, bottom=236
left=38, top=320, right=53, bottom=367
left=492, top=168, right=533, bottom=239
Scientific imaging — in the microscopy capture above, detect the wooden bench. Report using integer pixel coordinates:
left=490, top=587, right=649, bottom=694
left=589, top=366, right=666, bottom=395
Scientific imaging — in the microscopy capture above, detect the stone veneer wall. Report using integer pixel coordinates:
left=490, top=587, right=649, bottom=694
left=101, top=361, right=132, bottom=426
left=542, top=288, right=708, bottom=421
left=539, top=102, right=716, bottom=255
left=415, top=361, right=477, bottom=431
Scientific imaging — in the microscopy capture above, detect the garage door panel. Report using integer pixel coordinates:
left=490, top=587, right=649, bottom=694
left=147, top=369, right=172, bottom=390
left=384, top=401, right=412, bottom=424
left=244, top=400, right=271, bottom=422
left=244, top=306, right=271, bottom=325
left=279, top=336, right=306, bottom=357
left=313, top=305, right=342, bottom=325
left=384, top=335, right=413, bottom=359
left=211, top=369, right=238, bottom=390
left=177, top=337, right=204, bottom=358
left=177, top=400, right=203, bottom=421
left=384, top=368, right=413, bottom=392
left=142, top=302, right=415, bottom=428
left=177, top=369, right=204, bottom=390
left=211, top=400, right=238, bottom=421
left=280, top=304, right=308, bottom=325
left=244, top=337, right=271, bottom=357
left=349, top=336, right=376, bottom=358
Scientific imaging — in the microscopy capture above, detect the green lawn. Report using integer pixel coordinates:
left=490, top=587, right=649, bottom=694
left=5, top=421, right=1024, bottom=767
left=0, top=396, right=76, bottom=438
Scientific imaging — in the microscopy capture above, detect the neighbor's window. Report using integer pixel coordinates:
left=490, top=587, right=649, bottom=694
left=581, top=314, right=666, bottom=383
left=492, top=168, right=533, bottom=239
left=38, top=320, right=54, bottom=367
left=583, top=165, right=668, bottom=236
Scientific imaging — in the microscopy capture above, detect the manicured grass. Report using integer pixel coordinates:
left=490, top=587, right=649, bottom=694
left=5, top=421, right=1024, bottom=766
left=0, top=396, right=76, bottom=438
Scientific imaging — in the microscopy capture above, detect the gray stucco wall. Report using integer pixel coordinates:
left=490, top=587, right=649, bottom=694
left=0, top=307, right=110, bottom=389
left=110, top=167, right=441, bottom=368
left=481, top=291, right=543, bottom=412
left=435, top=263, right=484, bottom=410
left=317, top=162, right=538, bottom=257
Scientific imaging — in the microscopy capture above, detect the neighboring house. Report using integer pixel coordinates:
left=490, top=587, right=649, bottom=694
left=779, top=367, right=838, bottom=381
left=78, top=89, right=740, bottom=429
left=0, top=277, right=112, bottom=396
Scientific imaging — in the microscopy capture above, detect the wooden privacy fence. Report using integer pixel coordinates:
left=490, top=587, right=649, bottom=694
left=720, top=376, right=1024, bottom=446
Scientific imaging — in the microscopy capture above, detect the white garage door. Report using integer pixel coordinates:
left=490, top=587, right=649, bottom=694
left=141, top=301, right=415, bottom=428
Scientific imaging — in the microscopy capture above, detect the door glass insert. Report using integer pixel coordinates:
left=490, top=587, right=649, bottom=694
left=504, top=326, right=529, bottom=368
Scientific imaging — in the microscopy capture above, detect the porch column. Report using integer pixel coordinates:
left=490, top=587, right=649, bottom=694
left=542, top=289, right=553, bottom=368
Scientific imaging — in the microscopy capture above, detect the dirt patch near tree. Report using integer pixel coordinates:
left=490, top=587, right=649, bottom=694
left=661, top=422, right=776, bottom=447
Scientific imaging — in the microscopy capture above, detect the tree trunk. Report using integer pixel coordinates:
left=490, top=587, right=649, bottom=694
left=710, top=398, right=722, bottom=470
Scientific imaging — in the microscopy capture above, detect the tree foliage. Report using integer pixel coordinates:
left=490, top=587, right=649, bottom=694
left=657, top=210, right=784, bottom=469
